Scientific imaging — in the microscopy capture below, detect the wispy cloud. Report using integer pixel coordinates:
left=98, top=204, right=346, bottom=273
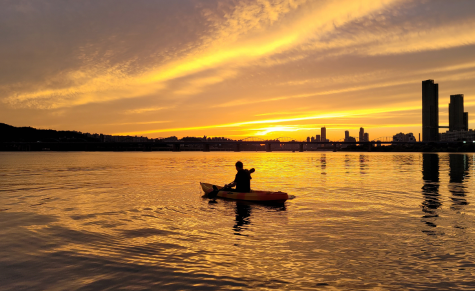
left=3, top=0, right=401, bottom=109
left=124, top=106, right=171, bottom=114
left=2, top=0, right=475, bottom=139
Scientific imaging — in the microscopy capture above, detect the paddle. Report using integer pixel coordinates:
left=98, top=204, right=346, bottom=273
left=208, top=185, right=220, bottom=200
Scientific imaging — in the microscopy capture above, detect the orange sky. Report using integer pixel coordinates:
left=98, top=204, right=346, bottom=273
left=2, top=0, right=475, bottom=140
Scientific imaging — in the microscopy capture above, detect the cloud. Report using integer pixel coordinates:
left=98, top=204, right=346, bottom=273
left=2, top=0, right=401, bottom=109
left=124, top=106, right=171, bottom=114
left=2, top=0, right=475, bottom=140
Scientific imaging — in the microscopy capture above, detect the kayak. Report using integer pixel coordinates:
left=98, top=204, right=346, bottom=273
left=200, top=182, right=288, bottom=203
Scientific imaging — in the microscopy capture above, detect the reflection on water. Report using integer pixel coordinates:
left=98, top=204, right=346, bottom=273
left=449, top=154, right=470, bottom=210
left=234, top=203, right=252, bottom=235
left=421, top=154, right=441, bottom=233
left=1, top=152, right=475, bottom=290
left=359, top=154, right=367, bottom=174
left=320, top=153, right=326, bottom=172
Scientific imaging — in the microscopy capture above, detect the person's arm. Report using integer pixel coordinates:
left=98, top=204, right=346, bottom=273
left=226, top=173, right=238, bottom=188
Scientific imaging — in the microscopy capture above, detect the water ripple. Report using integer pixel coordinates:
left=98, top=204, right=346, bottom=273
left=1, top=152, right=475, bottom=290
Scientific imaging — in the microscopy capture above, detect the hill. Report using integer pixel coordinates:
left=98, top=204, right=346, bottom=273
left=0, top=123, right=100, bottom=142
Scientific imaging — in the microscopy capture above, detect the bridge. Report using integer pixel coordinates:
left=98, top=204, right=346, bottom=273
left=2, top=140, right=468, bottom=152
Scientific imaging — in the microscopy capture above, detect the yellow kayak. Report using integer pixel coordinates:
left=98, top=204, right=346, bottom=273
left=200, top=182, right=288, bottom=203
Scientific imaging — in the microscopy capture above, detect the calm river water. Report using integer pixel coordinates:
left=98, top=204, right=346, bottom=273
left=1, top=152, right=475, bottom=290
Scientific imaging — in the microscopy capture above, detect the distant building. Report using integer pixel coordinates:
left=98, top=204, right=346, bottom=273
left=464, top=112, right=469, bottom=131
left=311, top=136, right=315, bottom=142
left=364, top=132, right=369, bottom=142
left=321, top=127, right=326, bottom=142
left=359, top=127, right=364, bottom=142
left=440, top=129, right=475, bottom=142
left=342, top=135, right=356, bottom=148
left=449, top=94, right=468, bottom=131
left=422, top=79, right=439, bottom=141
left=393, top=132, right=416, bottom=143
left=307, top=136, right=310, bottom=142
left=344, top=130, right=357, bottom=145
left=346, top=136, right=356, bottom=143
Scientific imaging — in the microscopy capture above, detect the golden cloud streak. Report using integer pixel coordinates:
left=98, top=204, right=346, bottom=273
left=113, top=104, right=420, bottom=136
left=124, top=107, right=170, bottom=114
left=5, top=0, right=401, bottom=108
left=213, top=78, right=414, bottom=108
left=105, top=120, right=171, bottom=126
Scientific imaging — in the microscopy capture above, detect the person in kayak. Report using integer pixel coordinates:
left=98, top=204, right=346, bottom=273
left=226, top=161, right=255, bottom=192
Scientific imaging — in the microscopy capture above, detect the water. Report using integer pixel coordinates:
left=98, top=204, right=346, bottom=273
left=1, top=152, right=475, bottom=290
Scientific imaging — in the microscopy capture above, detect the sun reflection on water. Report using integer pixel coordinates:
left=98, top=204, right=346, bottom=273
left=1, top=152, right=475, bottom=290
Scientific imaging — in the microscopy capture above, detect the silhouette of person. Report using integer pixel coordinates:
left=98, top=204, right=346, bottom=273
left=226, top=161, right=255, bottom=192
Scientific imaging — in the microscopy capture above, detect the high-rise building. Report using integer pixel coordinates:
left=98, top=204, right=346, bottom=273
left=464, top=112, right=469, bottom=131
left=364, top=132, right=369, bottom=142
left=449, top=94, right=466, bottom=131
left=315, top=135, right=321, bottom=142
left=345, top=130, right=349, bottom=140
left=422, top=79, right=439, bottom=141
left=321, top=127, right=326, bottom=142
left=359, top=127, right=364, bottom=142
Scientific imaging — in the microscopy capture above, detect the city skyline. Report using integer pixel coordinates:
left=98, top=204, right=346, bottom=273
left=2, top=1, right=475, bottom=140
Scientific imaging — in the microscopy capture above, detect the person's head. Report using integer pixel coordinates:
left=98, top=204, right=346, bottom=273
left=235, top=161, right=243, bottom=170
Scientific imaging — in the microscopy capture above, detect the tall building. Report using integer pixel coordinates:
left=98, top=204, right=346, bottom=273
left=345, top=130, right=349, bottom=140
left=449, top=94, right=467, bottom=131
left=364, top=132, right=369, bottom=142
left=321, top=127, right=326, bottom=142
left=422, top=79, right=439, bottom=141
left=359, top=127, right=364, bottom=142
left=464, top=112, right=469, bottom=131
left=315, top=135, right=321, bottom=142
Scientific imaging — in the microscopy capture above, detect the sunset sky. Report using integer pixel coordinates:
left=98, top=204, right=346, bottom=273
left=2, top=0, right=475, bottom=140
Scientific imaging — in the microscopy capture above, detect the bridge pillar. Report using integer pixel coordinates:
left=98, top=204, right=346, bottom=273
left=172, top=144, right=180, bottom=152
left=266, top=143, right=272, bottom=152
left=299, top=143, right=304, bottom=152
left=203, top=143, right=210, bottom=152
left=333, top=143, right=337, bottom=152
left=235, top=143, right=240, bottom=152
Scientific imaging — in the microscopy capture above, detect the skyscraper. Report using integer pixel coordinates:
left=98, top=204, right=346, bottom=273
left=364, top=132, right=369, bottom=142
left=449, top=94, right=466, bottom=131
left=422, top=79, right=439, bottom=141
left=464, top=112, right=469, bottom=131
left=359, top=127, right=364, bottom=142
left=345, top=130, right=349, bottom=141
left=321, top=127, right=326, bottom=142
